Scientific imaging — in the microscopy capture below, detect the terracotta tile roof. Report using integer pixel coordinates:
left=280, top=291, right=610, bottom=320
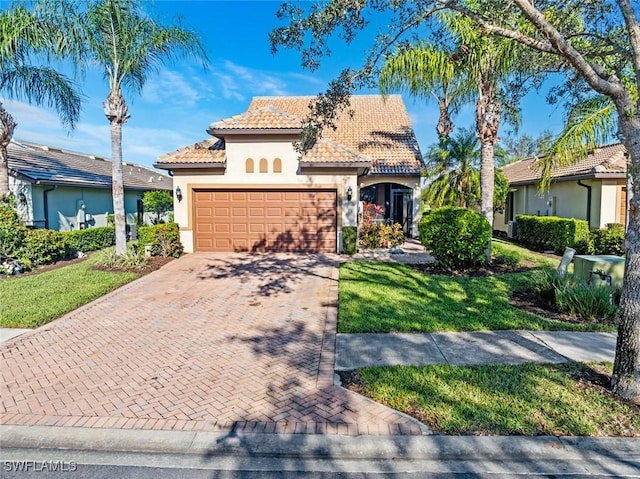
left=156, top=95, right=423, bottom=176
left=9, top=140, right=172, bottom=190
left=502, top=143, right=628, bottom=185
left=302, top=138, right=370, bottom=165
left=157, top=138, right=226, bottom=165
left=208, top=105, right=302, bottom=131
left=248, top=95, right=423, bottom=175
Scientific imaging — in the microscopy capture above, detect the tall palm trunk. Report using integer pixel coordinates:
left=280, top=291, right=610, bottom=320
left=0, top=103, right=17, bottom=196
left=475, top=82, right=500, bottom=263
left=612, top=107, right=640, bottom=404
left=104, top=89, right=129, bottom=255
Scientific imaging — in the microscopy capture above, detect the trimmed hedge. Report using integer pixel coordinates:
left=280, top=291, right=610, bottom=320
left=22, top=229, right=68, bottom=265
left=138, top=222, right=183, bottom=258
left=342, top=226, right=357, bottom=255
left=0, top=196, right=28, bottom=259
left=419, top=206, right=491, bottom=269
left=592, top=223, right=625, bottom=256
left=515, top=215, right=591, bottom=254
left=63, top=226, right=115, bottom=253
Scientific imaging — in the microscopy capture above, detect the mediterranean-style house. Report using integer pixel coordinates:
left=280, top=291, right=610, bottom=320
left=495, top=143, right=628, bottom=236
left=7, top=139, right=172, bottom=231
left=155, top=95, right=424, bottom=253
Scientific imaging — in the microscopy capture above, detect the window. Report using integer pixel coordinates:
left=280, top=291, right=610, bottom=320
left=245, top=158, right=254, bottom=173
left=273, top=158, right=282, bottom=173
left=259, top=158, right=268, bottom=173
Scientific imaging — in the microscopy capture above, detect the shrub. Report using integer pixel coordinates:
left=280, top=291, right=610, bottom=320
left=64, top=227, right=116, bottom=253
left=591, top=223, right=625, bottom=256
left=527, top=270, right=565, bottom=307
left=359, top=222, right=382, bottom=249
left=379, top=222, right=405, bottom=248
left=418, top=206, right=491, bottom=269
left=515, top=215, right=591, bottom=254
left=358, top=222, right=405, bottom=250
left=0, top=195, right=28, bottom=259
left=526, top=270, right=619, bottom=321
left=21, top=229, right=68, bottom=265
left=138, top=222, right=183, bottom=258
left=555, top=281, right=619, bottom=321
left=95, top=244, right=148, bottom=269
left=342, top=226, right=357, bottom=255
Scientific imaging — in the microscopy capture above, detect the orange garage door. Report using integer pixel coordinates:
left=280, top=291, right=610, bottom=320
left=193, top=189, right=337, bottom=253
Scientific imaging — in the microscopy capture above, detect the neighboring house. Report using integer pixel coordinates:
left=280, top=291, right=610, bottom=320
left=495, top=143, right=628, bottom=236
left=155, top=95, right=424, bottom=253
left=7, top=140, right=172, bottom=231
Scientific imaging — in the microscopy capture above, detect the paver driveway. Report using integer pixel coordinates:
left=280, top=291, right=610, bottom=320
left=1, top=253, right=426, bottom=435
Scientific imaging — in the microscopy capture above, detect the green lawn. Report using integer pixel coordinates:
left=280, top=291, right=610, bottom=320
left=353, top=362, right=639, bottom=436
left=0, top=255, right=139, bottom=328
left=338, top=261, right=613, bottom=333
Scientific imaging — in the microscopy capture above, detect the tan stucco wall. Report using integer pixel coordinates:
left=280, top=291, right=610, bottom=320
left=171, top=137, right=360, bottom=253
left=359, top=175, right=422, bottom=237
left=493, top=179, right=626, bottom=231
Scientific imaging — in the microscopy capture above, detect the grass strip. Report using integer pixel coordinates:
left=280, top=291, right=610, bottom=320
left=354, top=362, right=639, bottom=436
left=338, top=261, right=613, bottom=333
left=0, top=256, right=138, bottom=328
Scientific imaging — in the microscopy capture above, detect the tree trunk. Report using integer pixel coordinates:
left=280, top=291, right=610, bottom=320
left=475, top=82, right=501, bottom=263
left=612, top=112, right=640, bottom=404
left=0, top=103, right=17, bottom=196
left=436, top=100, right=454, bottom=140
left=104, top=89, right=130, bottom=256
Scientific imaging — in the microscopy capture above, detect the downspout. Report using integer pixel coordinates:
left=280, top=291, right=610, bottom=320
left=578, top=180, right=592, bottom=227
left=42, top=185, right=56, bottom=229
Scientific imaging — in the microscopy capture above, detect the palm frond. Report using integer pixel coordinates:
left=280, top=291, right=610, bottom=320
left=1, top=65, right=82, bottom=129
left=540, top=95, right=616, bottom=191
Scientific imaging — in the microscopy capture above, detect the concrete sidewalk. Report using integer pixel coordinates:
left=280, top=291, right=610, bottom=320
left=336, top=331, right=617, bottom=370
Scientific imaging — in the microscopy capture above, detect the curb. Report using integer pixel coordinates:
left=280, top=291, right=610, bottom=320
left=2, top=425, right=639, bottom=462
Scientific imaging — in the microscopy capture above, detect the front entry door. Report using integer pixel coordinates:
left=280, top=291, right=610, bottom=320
left=390, top=188, right=412, bottom=234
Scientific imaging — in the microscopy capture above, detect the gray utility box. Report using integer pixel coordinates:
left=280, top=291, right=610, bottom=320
left=573, top=255, right=625, bottom=288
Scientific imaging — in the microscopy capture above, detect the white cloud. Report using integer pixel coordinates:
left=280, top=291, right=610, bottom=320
left=4, top=100, right=200, bottom=169
left=213, top=60, right=290, bottom=101
left=141, top=70, right=201, bottom=107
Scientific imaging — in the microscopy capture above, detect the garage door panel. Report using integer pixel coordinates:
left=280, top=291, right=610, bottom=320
left=194, top=189, right=336, bottom=253
left=249, top=192, right=265, bottom=201
left=213, top=192, right=230, bottom=201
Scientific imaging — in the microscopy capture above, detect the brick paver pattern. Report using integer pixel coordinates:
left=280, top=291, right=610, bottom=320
left=1, top=253, right=425, bottom=435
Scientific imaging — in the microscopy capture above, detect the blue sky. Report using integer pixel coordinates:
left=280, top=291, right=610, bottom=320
left=5, top=0, right=569, bottom=171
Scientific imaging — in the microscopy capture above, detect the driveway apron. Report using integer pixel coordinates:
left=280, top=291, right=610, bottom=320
left=0, top=253, right=425, bottom=435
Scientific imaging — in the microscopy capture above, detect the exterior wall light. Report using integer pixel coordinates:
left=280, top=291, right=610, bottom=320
left=175, top=186, right=183, bottom=202
left=346, top=185, right=353, bottom=201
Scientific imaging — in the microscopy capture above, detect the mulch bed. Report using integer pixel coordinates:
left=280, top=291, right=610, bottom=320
left=508, top=289, right=581, bottom=323
left=90, top=255, right=175, bottom=275
left=6, top=253, right=175, bottom=278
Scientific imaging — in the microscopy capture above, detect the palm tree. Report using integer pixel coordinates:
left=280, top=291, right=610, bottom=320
left=82, top=0, right=207, bottom=254
left=0, top=2, right=82, bottom=196
left=379, top=43, right=474, bottom=141
left=423, top=128, right=480, bottom=208
left=379, top=16, right=527, bottom=261
left=424, top=128, right=510, bottom=210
